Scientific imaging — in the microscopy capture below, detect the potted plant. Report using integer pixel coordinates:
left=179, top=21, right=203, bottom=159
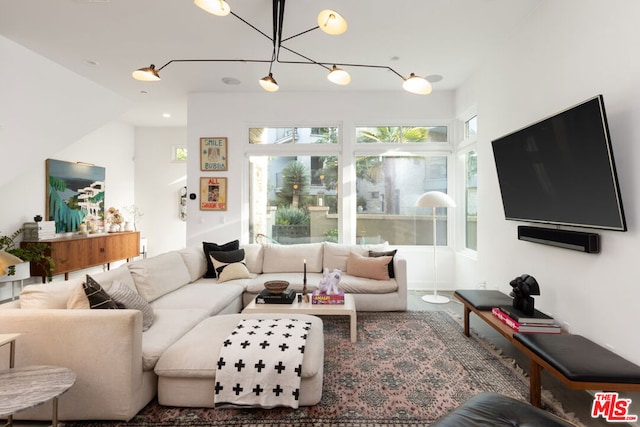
left=0, top=228, right=56, bottom=281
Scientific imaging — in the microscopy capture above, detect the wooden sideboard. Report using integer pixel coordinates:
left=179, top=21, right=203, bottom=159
left=21, top=232, right=140, bottom=282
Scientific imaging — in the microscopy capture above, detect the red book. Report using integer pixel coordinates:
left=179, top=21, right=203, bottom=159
left=312, top=290, right=345, bottom=304
left=491, top=307, right=561, bottom=333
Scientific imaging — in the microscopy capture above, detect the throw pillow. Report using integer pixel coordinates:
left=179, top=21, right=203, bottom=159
left=67, top=283, right=90, bottom=309
left=109, top=280, right=154, bottom=331
left=369, top=249, right=397, bottom=278
left=209, top=249, right=251, bottom=282
left=346, top=252, right=392, bottom=281
left=216, top=261, right=253, bottom=283
left=83, top=275, right=121, bottom=309
left=202, top=240, right=240, bottom=278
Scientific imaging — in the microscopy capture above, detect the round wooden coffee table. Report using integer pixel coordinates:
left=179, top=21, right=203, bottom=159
left=0, top=365, right=76, bottom=427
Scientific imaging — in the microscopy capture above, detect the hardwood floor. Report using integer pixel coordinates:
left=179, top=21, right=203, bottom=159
left=409, top=289, right=635, bottom=427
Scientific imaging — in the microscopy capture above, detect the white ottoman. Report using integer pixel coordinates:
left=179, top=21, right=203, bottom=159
left=154, top=313, right=324, bottom=407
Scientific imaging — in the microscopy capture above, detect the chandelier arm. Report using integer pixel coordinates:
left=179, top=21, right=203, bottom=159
left=230, top=11, right=273, bottom=42
left=156, top=58, right=275, bottom=73
left=280, top=26, right=320, bottom=43
left=276, top=45, right=331, bottom=71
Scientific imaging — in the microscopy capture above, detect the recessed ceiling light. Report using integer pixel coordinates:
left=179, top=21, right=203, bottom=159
left=222, top=77, right=241, bottom=85
left=162, top=113, right=171, bottom=118
left=390, top=56, right=400, bottom=61
left=140, top=90, right=148, bottom=94
left=84, top=60, right=99, bottom=66
left=426, top=74, right=443, bottom=83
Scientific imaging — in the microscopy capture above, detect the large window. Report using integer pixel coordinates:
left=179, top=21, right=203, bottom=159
left=248, top=124, right=453, bottom=246
left=461, top=115, right=478, bottom=251
left=355, top=154, right=449, bottom=245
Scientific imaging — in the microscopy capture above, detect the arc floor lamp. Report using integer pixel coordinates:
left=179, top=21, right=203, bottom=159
left=415, top=191, right=456, bottom=304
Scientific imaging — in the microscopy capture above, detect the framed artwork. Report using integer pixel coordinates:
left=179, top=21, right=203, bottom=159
left=200, top=137, right=228, bottom=171
left=200, top=177, right=227, bottom=211
left=46, top=159, right=106, bottom=233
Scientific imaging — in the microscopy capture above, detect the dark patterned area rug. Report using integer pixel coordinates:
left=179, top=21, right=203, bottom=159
left=65, top=311, right=582, bottom=426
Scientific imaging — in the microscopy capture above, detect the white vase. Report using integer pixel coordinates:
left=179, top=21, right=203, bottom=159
left=124, top=222, right=134, bottom=232
left=109, top=224, right=119, bottom=233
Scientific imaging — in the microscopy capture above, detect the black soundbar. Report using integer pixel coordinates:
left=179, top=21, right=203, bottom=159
left=517, top=226, right=600, bottom=253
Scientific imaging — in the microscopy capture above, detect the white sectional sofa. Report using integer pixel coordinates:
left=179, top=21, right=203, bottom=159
left=0, top=241, right=407, bottom=421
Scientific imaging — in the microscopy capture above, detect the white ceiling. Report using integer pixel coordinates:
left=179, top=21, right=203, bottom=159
left=0, top=0, right=542, bottom=127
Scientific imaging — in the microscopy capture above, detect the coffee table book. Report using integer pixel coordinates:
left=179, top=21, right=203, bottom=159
left=311, top=289, right=345, bottom=305
left=256, top=288, right=296, bottom=304
left=497, top=305, right=555, bottom=324
left=492, top=308, right=561, bottom=333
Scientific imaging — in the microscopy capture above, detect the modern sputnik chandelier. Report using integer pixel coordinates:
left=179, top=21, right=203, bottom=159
left=132, top=0, right=433, bottom=95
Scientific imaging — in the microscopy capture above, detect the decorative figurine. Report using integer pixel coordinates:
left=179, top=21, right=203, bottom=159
left=509, top=274, right=540, bottom=316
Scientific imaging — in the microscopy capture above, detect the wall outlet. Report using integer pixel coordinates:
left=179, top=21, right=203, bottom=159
left=476, top=281, right=486, bottom=290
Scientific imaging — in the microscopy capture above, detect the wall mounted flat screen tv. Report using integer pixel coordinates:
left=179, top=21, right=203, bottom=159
left=492, top=95, right=627, bottom=231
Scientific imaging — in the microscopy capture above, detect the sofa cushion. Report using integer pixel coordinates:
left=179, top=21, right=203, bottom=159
left=20, top=278, right=83, bottom=309
left=179, top=247, right=208, bottom=282
left=263, top=242, right=323, bottom=273
left=337, top=274, right=398, bottom=294
left=141, top=308, right=210, bottom=371
left=89, top=264, right=137, bottom=291
left=323, top=242, right=389, bottom=272
left=109, top=280, right=154, bottom=331
left=240, top=243, right=264, bottom=274
left=202, top=240, right=239, bottom=278
left=347, top=252, right=392, bottom=280
left=369, top=249, right=397, bottom=278
left=150, top=282, right=244, bottom=315
left=128, top=251, right=191, bottom=302
left=84, top=275, right=120, bottom=309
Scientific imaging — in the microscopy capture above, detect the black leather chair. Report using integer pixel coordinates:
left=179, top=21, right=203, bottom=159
left=430, top=392, right=577, bottom=426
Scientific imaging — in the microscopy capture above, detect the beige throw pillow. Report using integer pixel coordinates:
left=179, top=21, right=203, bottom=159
left=346, top=252, right=392, bottom=280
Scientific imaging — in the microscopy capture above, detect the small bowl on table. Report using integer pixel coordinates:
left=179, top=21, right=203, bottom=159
left=263, top=280, right=289, bottom=294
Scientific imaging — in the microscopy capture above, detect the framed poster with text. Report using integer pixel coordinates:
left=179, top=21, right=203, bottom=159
left=200, top=177, right=227, bottom=211
left=200, top=137, right=228, bottom=171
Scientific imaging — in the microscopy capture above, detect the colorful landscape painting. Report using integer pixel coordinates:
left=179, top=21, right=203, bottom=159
left=46, top=159, right=105, bottom=233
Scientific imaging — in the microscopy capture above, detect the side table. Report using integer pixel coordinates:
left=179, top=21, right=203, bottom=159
left=0, top=365, right=76, bottom=427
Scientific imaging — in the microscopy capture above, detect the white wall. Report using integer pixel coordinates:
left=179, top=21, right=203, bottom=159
left=186, top=90, right=457, bottom=289
left=134, top=127, right=187, bottom=256
left=0, top=35, right=130, bottom=188
left=465, top=0, right=640, bottom=363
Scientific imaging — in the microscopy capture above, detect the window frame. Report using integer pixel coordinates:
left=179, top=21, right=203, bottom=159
left=244, top=120, right=456, bottom=246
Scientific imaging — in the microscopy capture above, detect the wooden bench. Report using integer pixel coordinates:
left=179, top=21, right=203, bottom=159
left=454, top=289, right=640, bottom=407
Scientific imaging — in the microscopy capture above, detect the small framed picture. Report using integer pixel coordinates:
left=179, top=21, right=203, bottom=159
left=200, top=177, right=227, bottom=211
left=200, top=137, right=228, bottom=171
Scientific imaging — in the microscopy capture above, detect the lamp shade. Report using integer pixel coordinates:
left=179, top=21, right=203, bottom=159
left=415, top=191, right=456, bottom=208
left=259, top=73, right=279, bottom=92
left=317, top=9, right=348, bottom=35
left=0, top=251, right=23, bottom=276
left=402, top=73, right=432, bottom=95
left=132, top=64, right=161, bottom=81
left=327, top=65, right=351, bottom=85
left=194, top=0, right=231, bottom=16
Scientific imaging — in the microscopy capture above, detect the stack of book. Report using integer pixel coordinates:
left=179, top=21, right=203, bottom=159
left=311, top=289, right=345, bottom=305
left=23, top=221, right=56, bottom=240
left=491, top=305, right=562, bottom=334
left=255, top=288, right=296, bottom=304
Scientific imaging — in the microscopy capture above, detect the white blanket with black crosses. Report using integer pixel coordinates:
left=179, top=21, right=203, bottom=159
left=214, top=318, right=312, bottom=409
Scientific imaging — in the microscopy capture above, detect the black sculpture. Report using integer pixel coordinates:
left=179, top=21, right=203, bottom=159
left=509, top=274, right=540, bottom=316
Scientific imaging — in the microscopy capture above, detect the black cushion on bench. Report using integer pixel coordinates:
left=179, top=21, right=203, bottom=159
left=430, top=392, right=575, bottom=427
left=515, top=333, right=640, bottom=383
left=454, top=289, right=513, bottom=310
